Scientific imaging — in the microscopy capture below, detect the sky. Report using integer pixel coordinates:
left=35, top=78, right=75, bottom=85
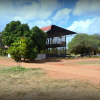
left=0, top=0, right=100, bottom=37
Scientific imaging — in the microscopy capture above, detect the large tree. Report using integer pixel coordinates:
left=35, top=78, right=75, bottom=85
left=31, top=26, right=47, bottom=53
left=0, top=32, right=4, bottom=48
left=0, top=32, right=5, bottom=55
left=0, top=32, right=3, bottom=48
left=23, top=26, right=47, bottom=60
left=92, top=34, right=100, bottom=54
left=2, top=21, right=30, bottom=46
left=68, top=33, right=95, bottom=56
left=2, top=21, right=47, bottom=60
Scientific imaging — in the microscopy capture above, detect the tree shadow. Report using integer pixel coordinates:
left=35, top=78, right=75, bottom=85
left=21, top=58, right=62, bottom=63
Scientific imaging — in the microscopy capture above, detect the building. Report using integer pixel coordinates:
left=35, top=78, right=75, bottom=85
left=40, top=25, right=76, bottom=58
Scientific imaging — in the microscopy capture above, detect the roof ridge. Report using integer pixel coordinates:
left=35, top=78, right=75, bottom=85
left=40, top=25, right=52, bottom=31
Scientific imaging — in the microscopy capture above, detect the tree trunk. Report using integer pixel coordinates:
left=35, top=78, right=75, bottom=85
left=94, top=50, right=96, bottom=55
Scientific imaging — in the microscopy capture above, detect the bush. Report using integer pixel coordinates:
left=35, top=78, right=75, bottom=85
left=59, top=57, right=62, bottom=60
left=0, top=49, right=7, bottom=56
left=91, top=55, right=100, bottom=58
left=66, top=56, right=75, bottom=60
left=0, top=49, right=3, bottom=55
left=2, top=50, right=7, bottom=56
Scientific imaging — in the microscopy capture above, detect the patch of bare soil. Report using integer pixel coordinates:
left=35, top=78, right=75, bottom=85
left=47, top=70, right=100, bottom=84
left=0, top=57, right=100, bottom=84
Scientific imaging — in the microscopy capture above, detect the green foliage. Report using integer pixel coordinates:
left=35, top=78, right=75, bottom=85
left=91, top=55, right=100, bottom=58
left=2, top=21, right=21, bottom=46
left=0, top=66, right=42, bottom=74
left=1, top=49, right=7, bottom=56
left=59, top=57, right=62, bottom=60
left=0, top=32, right=2, bottom=44
left=24, top=45, right=38, bottom=60
left=2, top=21, right=31, bottom=47
left=0, top=32, right=3, bottom=48
left=0, top=66, right=29, bottom=73
left=22, top=26, right=47, bottom=60
left=31, top=26, right=47, bottom=53
left=66, top=56, right=75, bottom=60
left=7, top=37, right=27, bottom=61
left=92, top=34, right=100, bottom=54
left=2, top=21, right=47, bottom=61
left=0, top=32, right=6, bottom=56
left=0, top=49, right=7, bottom=56
left=68, top=33, right=99, bottom=56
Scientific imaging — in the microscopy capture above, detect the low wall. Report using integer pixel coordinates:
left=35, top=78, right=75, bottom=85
left=8, top=54, right=46, bottom=60
left=35, top=54, right=46, bottom=60
left=8, top=54, right=11, bottom=58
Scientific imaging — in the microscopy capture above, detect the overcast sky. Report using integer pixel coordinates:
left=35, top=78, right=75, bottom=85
left=0, top=0, right=100, bottom=35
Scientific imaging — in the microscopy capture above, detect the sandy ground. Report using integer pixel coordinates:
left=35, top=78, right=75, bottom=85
left=0, top=57, right=100, bottom=84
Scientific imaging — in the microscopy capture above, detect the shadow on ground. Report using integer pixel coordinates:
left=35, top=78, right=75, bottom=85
left=21, top=58, right=62, bottom=63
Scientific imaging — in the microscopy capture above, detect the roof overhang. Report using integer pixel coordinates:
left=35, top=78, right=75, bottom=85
left=40, top=25, right=76, bottom=38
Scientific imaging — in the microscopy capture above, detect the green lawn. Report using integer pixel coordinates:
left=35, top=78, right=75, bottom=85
left=0, top=66, right=100, bottom=100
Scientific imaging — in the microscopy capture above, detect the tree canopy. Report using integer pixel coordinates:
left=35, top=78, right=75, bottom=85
left=2, top=21, right=47, bottom=61
left=0, top=32, right=3, bottom=48
left=31, top=26, right=47, bottom=53
left=7, top=37, right=27, bottom=61
left=92, top=34, right=100, bottom=54
left=68, top=33, right=100, bottom=56
left=2, top=21, right=30, bottom=46
left=0, top=32, right=5, bottom=56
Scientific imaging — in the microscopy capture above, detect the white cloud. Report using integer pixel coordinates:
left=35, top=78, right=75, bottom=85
left=0, top=0, right=15, bottom=18
left=73, top=0, right=100, bottom=16
left=67, top=17, right=100, bottom=34
left=53, top=8, right=71, bottom=21
left=28, top=20, right=52, bottom=29
left=0, top=0, right=59, bottom=31
left=52, top=8, right=71, bottom=25
left=88, top=17, right=100, bottom=34
left=13, top=0, right=59, bottom=20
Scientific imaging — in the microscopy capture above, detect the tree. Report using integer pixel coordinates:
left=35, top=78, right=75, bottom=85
left=2, top=21, right=47, bottom=61
left=23, top=26, right=47, bottom=60
left=23, top=38, right=38, bottom=61
left=92, top=34, right=100, bottom=54
left=7, top=37, right=27, bottom=61
left=68, top=33, right=95, bottom=56
left=0, top=32, right=2, bottom=43
left=2, top=21, right=30, bottom=47
left=0, top=32, right=4, bottom=48
left=2, top=21, right=21, bottom=46
left=0, top=32, right=5, bottom=56
left=0, top=32, right=3, bottom=48
left=31, top=26, right=47, bottom=53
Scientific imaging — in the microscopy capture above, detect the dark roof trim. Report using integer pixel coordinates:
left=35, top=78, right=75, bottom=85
left=41, top=25, right=76, bottom=38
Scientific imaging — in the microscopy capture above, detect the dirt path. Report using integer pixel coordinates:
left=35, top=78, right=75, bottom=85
left=0, top=57, right=100, bottom=84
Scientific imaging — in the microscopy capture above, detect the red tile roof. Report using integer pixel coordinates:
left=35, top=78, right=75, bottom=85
left=40, top=25, right=52, bottom=31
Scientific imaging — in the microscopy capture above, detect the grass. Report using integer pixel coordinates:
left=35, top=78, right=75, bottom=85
left=61, top=57, right=100, bottom=66
left=0, top=66, right=29, bottom=72
left=0, top=65, right=100, bottom=100
left=78, top=60, right=100, bottom=65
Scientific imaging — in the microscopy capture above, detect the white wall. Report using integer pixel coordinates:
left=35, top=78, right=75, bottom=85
left=8, top=53, right=46, bottom=60
left=35, top=54, right=46, bottom=60
left=8, top=54, right=11, bottom=58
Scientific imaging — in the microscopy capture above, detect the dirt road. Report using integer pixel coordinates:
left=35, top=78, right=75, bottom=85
left=0, top=57, right=100, bottom=84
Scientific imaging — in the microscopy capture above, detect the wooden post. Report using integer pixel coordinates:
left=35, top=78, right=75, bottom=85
left=46, top=39, right=48, bottom=59
left=56, top=47, right=57, bottom=55
left=49, top=38, right=50, bottom=56
left=65, top=36, right=66, bottom=57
